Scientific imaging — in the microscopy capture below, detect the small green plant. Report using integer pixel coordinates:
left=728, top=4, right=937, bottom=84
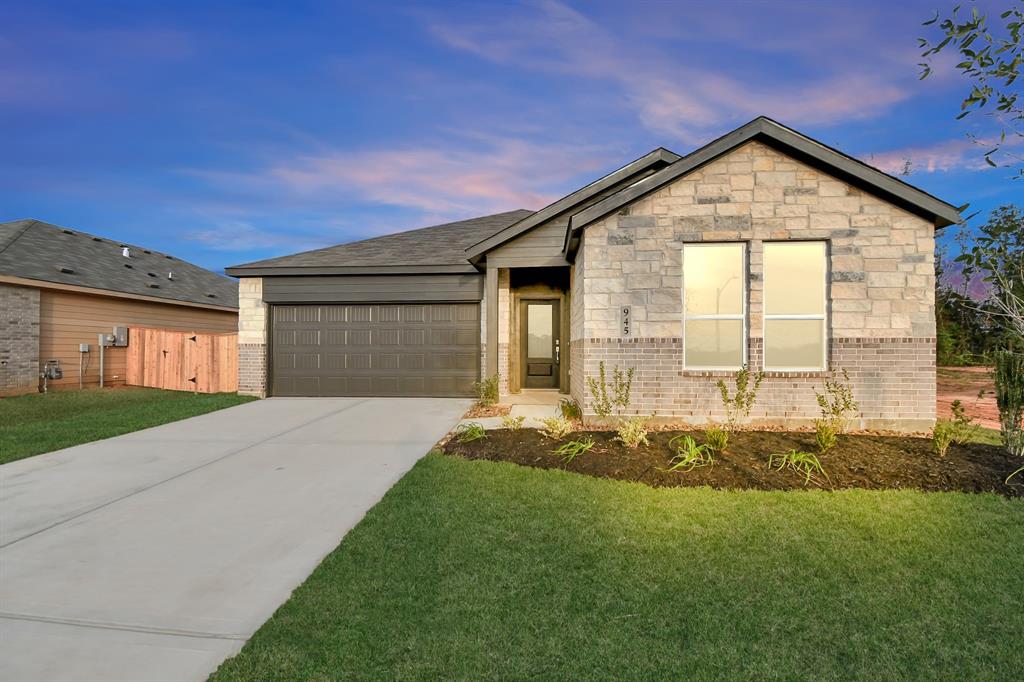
left=500, top=414, right=525, bottom=431
left=933, top=420, right=956, bottom=457
left=454, top=422, right=487, bottom=443
left=994, top=351, right=1024, bottom=458
left=473, top=374, right=499, bottom=407
left=768, top=449, right=827, bottom=485
left=815, top=369, right=859, bottom=433
left=553, top=435, right=595, bottom=463
left=948, top=399, right=980, bottom=445
left=559, top=397, right=582, bottom=420
left=539, top=415, right=574, bottom=440
left=716, top=365, right=764, bottom=429
left=704, top=426, right=729, bottom=456
left=586, top=361, right=635, bottom=419
left=814, top=420, right=837, bottom=454
left=615, top=415, right=651, bottom=449
left=666, top=435, right=714, bottom=472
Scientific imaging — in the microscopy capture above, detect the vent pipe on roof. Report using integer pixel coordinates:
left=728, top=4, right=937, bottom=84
left=122, top=247, right=131, bottom=258
left=168, top=272, right=174, bottom=280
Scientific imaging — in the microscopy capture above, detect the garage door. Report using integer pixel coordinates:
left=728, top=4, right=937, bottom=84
left=270, top=303, right=480, bottom=397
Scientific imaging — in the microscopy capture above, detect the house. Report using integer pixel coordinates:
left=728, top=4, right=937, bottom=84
left=0, top=220, right=238, bottom=395
left=227, top=117, right=960, bottom=431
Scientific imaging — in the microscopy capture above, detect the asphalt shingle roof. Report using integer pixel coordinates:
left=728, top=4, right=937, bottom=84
left=228, top=209, right=534, bottom=273
left=0, top=220, right=238, bottom=307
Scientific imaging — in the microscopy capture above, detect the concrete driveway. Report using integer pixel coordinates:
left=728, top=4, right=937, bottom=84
left=0, top=397, right=470, bottom=682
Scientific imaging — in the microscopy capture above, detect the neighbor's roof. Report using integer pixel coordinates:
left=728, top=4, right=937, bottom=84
left=0, top=220, right=238, bottom=308
left=226, top=209, right=534, bottom=276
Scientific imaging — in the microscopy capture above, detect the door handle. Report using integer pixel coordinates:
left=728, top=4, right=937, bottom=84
left=555, top=339, right=560, bottom=364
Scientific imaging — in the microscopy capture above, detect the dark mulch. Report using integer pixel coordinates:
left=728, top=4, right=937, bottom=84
left=463, top=404, right=511, bottom=419
left=443, top=428, right=1023, bottom=497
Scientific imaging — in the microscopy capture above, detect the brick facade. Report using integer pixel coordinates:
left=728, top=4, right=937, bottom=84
left=0, top=283, right=41, bottom=396
left=569, top=141, right=937, bottom=430
left=237, top=277, right=268, bottom=397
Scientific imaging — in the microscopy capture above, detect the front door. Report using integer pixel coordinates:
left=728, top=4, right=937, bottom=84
left=521, top=300, right=560, bottom=389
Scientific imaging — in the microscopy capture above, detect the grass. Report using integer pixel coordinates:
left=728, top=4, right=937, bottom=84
left=0, top=387, right=255, bottom=465
left=211, top=453, right=1024, bottom=680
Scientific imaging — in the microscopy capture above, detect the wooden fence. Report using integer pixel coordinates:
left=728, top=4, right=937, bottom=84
left=126, top=327, right=238, bottom=393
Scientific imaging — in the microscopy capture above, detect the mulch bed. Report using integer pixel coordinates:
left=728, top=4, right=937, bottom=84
left=463, top=404, right=512, bottom=419
left=443, top=428, right=1023, bottom=497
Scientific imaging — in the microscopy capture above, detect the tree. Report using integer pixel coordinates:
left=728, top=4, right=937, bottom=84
left=918, top=1, right=1023, bottom=176
left=955, top=205, right=1024, bottom=343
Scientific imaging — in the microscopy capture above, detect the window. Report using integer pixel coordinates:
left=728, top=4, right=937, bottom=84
left=763, top=241, right=827, bottom=370
left=682, top=243, right=745, bottom=369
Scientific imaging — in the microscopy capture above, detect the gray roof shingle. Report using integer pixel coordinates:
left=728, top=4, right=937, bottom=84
left=227, top=209, right=533, bottom=275
left=0, top=220, right=238, bottom=308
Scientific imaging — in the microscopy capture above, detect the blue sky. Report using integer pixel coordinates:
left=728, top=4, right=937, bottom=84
left=1, top=0, right=1018, bottom=273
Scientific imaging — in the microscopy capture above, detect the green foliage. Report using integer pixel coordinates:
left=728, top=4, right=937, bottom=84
left=704, top=426, right=730, bottom=456
left=454, top=422, right=487, bottom=443
left=615, top=415, right=651, bottom=449
left=473, top=375, right=499, bottom=407
left=949, top=400, right=981, bottom=445
left=815, top=369, right=860, bottom=433
left=666, top=435, right=715, bottom=472
left=814, top=420, right=837, bottom=454
left=500, top=414, right=525, bottom=431
left=954, top=206, right=1024, bottom=341
left=715, top=365, right=764, bottom=429
left=768, top=450, right=828, bottom=486
left=994, top=350, right=1024, bottom=457
left=586, top=361, right=635, bottom=420
left=553, top=435, right=595, bottom=463
left=933, top=420, right=957, bottom=457
left=559, top=398, right=582, bottom=420
left=539, top=416, right=574, bottom=441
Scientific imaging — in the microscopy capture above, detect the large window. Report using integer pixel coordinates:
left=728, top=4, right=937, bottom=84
left=682, top=243, right=745, bottom=369
left=763, top=241, right=827, bottom=370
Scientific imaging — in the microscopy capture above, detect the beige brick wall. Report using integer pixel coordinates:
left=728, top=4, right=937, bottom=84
left=237, top=277, right=267, bottom=396
left=0, top=283, right=40, bottom=396
left=571, top=141, right=936, bottom=430
left=497, top=268, right=511, bottom=395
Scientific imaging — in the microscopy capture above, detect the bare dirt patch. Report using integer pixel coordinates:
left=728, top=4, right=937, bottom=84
left=443, top=428, right=1021, bottom=497
left=938, top=366, right=999, bottom=429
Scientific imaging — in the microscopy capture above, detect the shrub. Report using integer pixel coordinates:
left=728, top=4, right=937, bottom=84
left=949, top=399, right=980, bottom=445
left=704, top=426, right=729, bottom=456
left=500, top=414, right=525, bottom=431
left=666, top=435, right=714, bottom=472
left=553, top=435, right=595, bottom=463
left=559, top=398, right=582, bottom=420
left=768, top=449, right=827, bottom=485
left=814, top=420, right=837, bottom=454
left=454, top=422, right=487, bottom=443
left=473, top=375, right=499, bottom=407
left=615, top=415, right=651, bottom=449
left=586, top=361, right=635, bottom=420
left=994, top=351, right=1024, bottom=458
left=539, top=416, right=574, bottom=441
left=716, top=365, right=764, bottom=429
left=933, top=420, right=956, bottom=457
left=815, top=369, right=859, bottom=433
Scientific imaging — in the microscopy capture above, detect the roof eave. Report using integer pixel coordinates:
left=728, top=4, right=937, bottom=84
left=225, top=263, right=480, bottom=277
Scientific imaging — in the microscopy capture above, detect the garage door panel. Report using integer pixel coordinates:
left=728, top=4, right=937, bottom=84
left=271, top=303, right=479, bottom=397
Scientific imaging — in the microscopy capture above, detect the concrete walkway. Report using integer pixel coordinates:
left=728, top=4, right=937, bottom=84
left=0, top=397, right=470, bottom=682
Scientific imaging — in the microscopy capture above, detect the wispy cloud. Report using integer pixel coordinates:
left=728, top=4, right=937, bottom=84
left=183, top=221, right=333, bottom=253
left=865, top=134, right=1024, bottom=175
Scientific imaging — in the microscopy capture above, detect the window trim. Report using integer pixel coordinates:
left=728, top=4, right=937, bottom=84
left=681, top=242, right=747, bottom=371
left=762, top=240, right=828, bottom=372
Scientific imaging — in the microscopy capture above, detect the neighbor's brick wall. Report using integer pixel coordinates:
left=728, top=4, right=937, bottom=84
left=573, top=141, right=936, bottom=430
left=0, top=283, right=40, bottom=396
left=238, top=277, right=268, bottom=397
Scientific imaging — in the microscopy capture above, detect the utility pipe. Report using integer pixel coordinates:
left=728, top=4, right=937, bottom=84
left=98, top=333, right=106, bottom=388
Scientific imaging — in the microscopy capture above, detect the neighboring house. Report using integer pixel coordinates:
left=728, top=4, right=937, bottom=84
left=0, top=220, right=238, bottom=395
left=227, top=117, right=960, bottom=431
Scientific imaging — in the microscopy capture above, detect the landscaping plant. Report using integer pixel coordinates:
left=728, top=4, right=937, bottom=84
left=933, top=420, right=957, bottom=458
left=559, top=397, right=582, bottom=420
left=716, top=365, right=764, bottom=429
left=500, top=414, right=525, bottom=431
left=815, top=369, right=860, bottom=433
left=615, top=415, right=651, bottom=449
left=949, top=399, right=981, bottom=445
left=586, top=361, right=635, bottom=420
left=666, top=435, right=714, bottom=472
left=553, top=435, right=595, bottom=463
left=454, top=422, right=487, bottom=443
left=704, top=426, right=729, bottom=456
left=995, top=352, right=1024, bottom=484
left=473, top=375, right=499, bottom=407
left=814, top=420, right=837, bottom=454
left=539, top=416, right=574, bottom=441
left=768, top=449, right=828, bottom=486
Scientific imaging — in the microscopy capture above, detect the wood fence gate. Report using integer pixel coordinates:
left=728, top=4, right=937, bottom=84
left=126, top=327, right=238, bottom=393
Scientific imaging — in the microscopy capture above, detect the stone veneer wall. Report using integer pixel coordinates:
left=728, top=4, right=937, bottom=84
left=570, top=141, right=936, bottom=430
left=496, top=268, right=511, bottom=395
left=238, top=277, right=268, bottom=397
left=0, top=283, right=41, bottom=396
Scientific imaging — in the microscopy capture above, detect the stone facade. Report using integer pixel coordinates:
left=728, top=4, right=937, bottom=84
left=569, top=141, right=936, bottom=430
left=238, top=277, right=268, bottom=397
left=497, top=268, right=511, bottom=395
left=0, top=283, right=41, bottom=396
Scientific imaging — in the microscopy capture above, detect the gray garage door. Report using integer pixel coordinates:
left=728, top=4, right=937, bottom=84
left=270, top=303, right=480, bottom=397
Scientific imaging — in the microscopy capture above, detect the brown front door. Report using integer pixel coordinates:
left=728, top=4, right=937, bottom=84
left=520, top=300, right=560, bottom=389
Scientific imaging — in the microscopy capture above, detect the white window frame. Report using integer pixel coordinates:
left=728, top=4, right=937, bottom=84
left=762, top=240, right=828, bottom=372
left=681, top=242, right=747, bottom=371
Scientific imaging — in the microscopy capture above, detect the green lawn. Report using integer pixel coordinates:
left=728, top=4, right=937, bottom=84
left=0, top=387, right=255, bottom=465
left=211, top=453, right=1024, bottom=680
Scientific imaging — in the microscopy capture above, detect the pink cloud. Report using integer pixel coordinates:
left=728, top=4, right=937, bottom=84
left=864, top=136, right=1022, bottom=175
